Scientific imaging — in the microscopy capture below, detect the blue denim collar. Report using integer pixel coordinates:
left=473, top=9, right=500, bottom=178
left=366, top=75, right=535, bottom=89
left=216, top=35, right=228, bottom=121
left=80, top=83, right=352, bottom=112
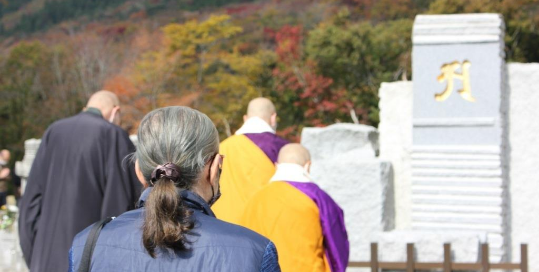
left=136, top=187, right=215, bottom=218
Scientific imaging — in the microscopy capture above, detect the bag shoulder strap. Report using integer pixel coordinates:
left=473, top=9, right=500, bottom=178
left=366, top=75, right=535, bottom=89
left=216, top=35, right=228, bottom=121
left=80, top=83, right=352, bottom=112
left=77, top=217, right=114, bottom=272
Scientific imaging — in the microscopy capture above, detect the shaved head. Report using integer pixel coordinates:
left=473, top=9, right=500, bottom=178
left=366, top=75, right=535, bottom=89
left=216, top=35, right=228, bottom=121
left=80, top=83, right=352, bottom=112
left=86, top=90, right=119, bottom=110
left=277, top=143, right=311, bottom=166
left=85, top=90, right=121, bottom=124
left=246, top=97, right=276, bottom=121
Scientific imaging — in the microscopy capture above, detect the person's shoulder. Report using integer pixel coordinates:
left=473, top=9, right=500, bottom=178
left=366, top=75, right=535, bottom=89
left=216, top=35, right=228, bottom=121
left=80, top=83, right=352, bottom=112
left=78, top=112, right=131, bottom=139
left=307, top=182, right=344, bottom=212
left=310, top=182, right=333, bottom=198
left=47, top=114, right=80, bottom=130
left=72, top=209, right=143, bottom=249
left=256, top=181, right=288, bottom=195
left=195, top=212, right=270, bottom=248
left=220, top=134, right=244, bottom=145
left=71, top=221, right=93, bottom=249
left=271, top=133, right=289, bottom=145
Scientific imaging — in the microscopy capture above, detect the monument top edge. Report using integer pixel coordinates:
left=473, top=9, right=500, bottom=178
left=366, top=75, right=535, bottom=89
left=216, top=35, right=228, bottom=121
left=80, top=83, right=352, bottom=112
left=302, top=123, right=377, bottom=132
left=415, top=13, right=503, bottom=22
left=414, top=13, right=504, bottom=29
left=412, top=13, right=504, bottom=43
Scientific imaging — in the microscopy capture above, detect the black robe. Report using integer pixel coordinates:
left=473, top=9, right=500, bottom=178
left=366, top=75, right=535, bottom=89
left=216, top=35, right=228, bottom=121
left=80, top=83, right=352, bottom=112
left=18, top=111, right=142, bottom=272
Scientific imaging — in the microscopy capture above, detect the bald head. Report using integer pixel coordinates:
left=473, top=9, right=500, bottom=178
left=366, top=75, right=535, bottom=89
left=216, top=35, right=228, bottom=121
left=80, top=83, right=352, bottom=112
left=86, top=90, right=121, bottom=124
left=86, top=90, right=119, bottom=110
left=277, top=144, right=311, bottom=166
left=245, top=97, right=276, bottom=124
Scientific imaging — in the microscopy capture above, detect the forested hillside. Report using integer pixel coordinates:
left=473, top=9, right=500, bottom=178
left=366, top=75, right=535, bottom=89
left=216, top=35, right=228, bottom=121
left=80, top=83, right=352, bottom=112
left=0, top=0, right=538, bottom=161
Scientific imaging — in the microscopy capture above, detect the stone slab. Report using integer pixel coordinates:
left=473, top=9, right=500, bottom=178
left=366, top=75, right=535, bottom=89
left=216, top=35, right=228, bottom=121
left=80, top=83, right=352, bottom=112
left=301, top=123, right=378, bottom=161
left=412, top=14, right=505, bottom=146
left=508, top=63, right=539, bottom=272
left=0, top=225, right=28, bottom=272
left=379, top=81, right=413, bottom=230
left=301, top=124, right=394, bottom=262
left=309, top=158, right=393, bottom=262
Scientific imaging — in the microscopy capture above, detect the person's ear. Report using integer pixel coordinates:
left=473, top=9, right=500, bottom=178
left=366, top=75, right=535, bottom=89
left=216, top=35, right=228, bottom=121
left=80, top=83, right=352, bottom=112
left=135, top=159, right=148, bottom=188
left=270, top=113, right=277, bottom=130
left=208, top=155, right=221, bottom=186
left=304, top=161, right=311, bottom=174
left=109, top=106, right=121, bottom=125
left=243, top=115, right=248, bottom=122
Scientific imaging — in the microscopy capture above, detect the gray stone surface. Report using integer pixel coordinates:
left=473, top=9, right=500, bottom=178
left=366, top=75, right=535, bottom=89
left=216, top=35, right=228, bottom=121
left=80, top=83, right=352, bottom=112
left=413, top=14, right=505, bottom=45
left=310, top=159, right=393, bottom=262
left=412, top=14, right=505, bottom=146
left=301, top=124, right=394, bottom=262
left=410, top=13, right=508, bottom=262
left=0, top=226, right=28, bottom=272
left=15, top=139, right=41, bottom=195
left=379, top=81, right=413, bottom=230
left=301, top=123, right=378, bottom=162
left=507, top=63, right=539, bottom=271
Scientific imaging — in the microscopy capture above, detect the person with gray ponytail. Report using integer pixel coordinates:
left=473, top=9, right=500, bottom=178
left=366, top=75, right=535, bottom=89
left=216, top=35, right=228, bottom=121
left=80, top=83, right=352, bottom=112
left=68, top=106, right=281, bottom=272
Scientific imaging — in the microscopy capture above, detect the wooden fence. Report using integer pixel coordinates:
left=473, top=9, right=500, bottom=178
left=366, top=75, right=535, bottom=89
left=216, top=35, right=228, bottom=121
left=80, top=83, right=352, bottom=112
left=348, top=243, right=528, bottom=271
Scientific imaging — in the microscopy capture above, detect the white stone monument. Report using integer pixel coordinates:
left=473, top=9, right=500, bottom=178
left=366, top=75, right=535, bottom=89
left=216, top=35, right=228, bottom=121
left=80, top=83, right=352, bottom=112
left=378, top=81, right=413, bottom=230
left=413, top=14, right=507, bottom=262
left=14, top=139, right=41, bottom=195
left=507, top=63, right=539, bottom=271
left=301, top=124, right=393, bottom=262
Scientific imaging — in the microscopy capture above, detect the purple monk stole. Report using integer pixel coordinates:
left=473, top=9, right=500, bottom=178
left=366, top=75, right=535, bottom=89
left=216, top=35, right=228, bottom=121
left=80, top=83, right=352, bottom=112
left=287, top=181, right=350, bottom=272
left=243, top=132, right=289, bottom=163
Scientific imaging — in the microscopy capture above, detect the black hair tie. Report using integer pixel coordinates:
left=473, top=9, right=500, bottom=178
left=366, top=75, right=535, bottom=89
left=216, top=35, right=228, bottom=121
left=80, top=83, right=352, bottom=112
left=149, top=162, right=181, bottom=186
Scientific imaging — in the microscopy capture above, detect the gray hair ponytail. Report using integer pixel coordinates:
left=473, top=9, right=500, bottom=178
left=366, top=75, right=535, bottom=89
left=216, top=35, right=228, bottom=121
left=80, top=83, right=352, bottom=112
left=135, top=106, right=219, bottom=257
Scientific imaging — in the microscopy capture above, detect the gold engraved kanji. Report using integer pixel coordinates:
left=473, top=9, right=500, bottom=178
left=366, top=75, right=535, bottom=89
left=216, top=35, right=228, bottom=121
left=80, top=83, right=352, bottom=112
left=435, top=60, right=475, bottom=102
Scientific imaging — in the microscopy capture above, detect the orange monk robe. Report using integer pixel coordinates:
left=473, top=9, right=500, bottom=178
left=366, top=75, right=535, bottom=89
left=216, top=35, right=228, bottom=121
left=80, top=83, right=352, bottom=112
left=240, top=181, right=331, bottom=272
left=212, top=134, right=276, bottom=224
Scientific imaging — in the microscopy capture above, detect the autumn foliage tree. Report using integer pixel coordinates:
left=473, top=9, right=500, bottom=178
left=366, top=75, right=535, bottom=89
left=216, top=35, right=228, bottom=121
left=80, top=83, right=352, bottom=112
left=271, top=25, right=352, bottom=140
left=1, top=0, right=538, bottom=157
left=161, top=14, right=273, bottom=137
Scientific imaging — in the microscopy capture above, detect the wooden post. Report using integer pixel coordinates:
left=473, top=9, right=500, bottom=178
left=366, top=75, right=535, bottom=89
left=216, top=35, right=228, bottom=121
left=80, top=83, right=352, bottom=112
left=371, top=243, right=378, bottom=272
left=481, top=243, right=490, bottom=272
left=521, top=244, right=528, bottom=272
left=443, top=243, right=451, bottom=272
left=406, top=243, right=414, bottom=272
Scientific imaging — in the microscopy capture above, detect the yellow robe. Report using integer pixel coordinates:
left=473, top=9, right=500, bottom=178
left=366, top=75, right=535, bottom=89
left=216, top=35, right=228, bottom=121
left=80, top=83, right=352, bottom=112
left=212, top=134, right=276, bottom=225
left=240, top=181, right=331, bottom=272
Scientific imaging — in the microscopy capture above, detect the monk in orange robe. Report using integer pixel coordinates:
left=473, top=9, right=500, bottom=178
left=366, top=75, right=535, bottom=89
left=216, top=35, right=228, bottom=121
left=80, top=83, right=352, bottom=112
left=241, top=144, right=349, bottom=272
left=212, top=97, right=288, bottom=224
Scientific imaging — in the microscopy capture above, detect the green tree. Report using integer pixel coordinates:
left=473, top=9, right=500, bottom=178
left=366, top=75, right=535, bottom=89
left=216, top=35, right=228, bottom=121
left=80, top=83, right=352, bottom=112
left=0, top=41, right=50, bottom=155
left=306, top=11, right=413, bottom=125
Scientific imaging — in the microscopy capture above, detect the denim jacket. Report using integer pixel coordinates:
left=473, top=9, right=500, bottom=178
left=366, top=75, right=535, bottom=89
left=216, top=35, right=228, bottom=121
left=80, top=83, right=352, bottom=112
left=69, top=188, right=280, bottom=272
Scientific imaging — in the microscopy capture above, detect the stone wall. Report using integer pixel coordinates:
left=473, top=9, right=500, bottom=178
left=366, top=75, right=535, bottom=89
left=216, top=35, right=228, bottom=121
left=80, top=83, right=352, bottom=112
left=378, top=62, right=539, bottom=270
left=301, top=124, right=393, bottom=262
left=378, top=81, right=413, bottom=230
left=507, top=63, right=539, bottom=271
